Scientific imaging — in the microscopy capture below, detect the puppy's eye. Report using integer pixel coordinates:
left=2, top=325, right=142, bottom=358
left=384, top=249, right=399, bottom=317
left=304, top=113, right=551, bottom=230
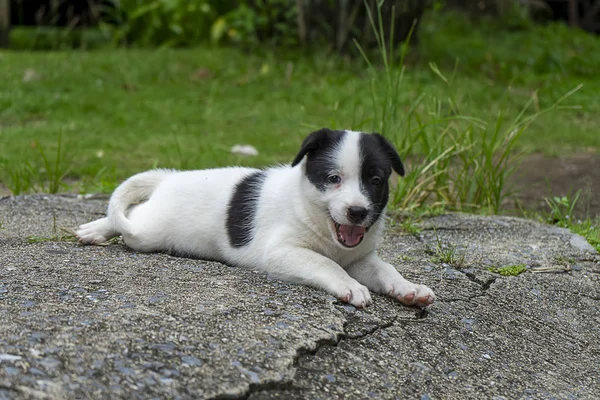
left=371, top=176, right=382, bottom=185
left=327, top=175, right=342, bottom=184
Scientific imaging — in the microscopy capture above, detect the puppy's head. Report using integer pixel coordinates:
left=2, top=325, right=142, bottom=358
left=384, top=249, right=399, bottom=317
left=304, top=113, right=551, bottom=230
left=292, top=128, right=404, bottom=249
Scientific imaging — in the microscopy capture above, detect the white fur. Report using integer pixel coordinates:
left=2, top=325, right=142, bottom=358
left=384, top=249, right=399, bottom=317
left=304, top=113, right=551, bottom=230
left=327, top=131, right=371, bottom=226
left=77, top=133, right=435, bottom=308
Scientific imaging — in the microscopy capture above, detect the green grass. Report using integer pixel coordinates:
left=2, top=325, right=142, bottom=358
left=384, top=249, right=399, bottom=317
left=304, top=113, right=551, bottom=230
left=400, top=219, right=421, bottom=235
left=0, top=48, right=588, bottom=187
left=1, top=10, right=599, bottom=199
left=416, top=11, right=600, bottom=153
left=419, top=10, right=599, bottom=83
left=430, top=228, right=465, bottom=267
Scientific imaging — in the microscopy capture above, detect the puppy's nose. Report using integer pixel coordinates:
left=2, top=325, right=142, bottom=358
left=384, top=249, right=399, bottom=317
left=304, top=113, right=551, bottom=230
left=347, top=206, right=368, bottom=224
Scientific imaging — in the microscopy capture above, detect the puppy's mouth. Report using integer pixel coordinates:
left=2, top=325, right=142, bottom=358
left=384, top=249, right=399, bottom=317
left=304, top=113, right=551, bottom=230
left=333, top=222, right=366, bottom=248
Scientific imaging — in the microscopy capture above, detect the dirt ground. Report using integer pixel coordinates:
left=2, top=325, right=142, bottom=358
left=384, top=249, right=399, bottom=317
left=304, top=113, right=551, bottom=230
left=510, top=153, right=600, bottom=219
left=1, top=153, right=598, bottom=218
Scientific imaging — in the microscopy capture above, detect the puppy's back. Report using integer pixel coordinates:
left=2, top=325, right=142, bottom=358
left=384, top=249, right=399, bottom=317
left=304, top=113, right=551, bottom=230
left=126, top=167, right=261, bottom=258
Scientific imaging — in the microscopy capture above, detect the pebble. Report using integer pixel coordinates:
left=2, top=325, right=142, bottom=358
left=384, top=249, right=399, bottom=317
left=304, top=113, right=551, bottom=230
left=0, top=354, right=22, bottom=362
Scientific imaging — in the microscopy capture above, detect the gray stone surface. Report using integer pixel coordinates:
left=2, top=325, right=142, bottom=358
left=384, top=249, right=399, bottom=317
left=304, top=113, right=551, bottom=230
left=0, top=195, right=599, bottom=400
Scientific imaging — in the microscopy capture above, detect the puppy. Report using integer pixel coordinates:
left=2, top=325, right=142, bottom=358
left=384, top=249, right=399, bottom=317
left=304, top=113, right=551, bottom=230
left=76, top=129, right=435, bottom=308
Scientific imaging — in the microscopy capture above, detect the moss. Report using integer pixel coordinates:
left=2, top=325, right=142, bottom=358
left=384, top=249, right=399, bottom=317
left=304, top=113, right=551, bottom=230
left=488, top=264, right=527, bottom=276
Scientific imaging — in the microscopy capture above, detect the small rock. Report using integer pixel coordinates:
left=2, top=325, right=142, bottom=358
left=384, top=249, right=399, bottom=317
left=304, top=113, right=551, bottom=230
left=3, top=366, right=19, bottom=375
left=40, top=357, right=61, bottom=369
left=570, top=236, right=597, bottom=253
left=147, top=293, right=167, bottom=304
left=119, top=367, right=136, bottom=376
left=0, top=354, right=22, bottom=362
left=29, top=367, right=45, bottom=376
left=23, top=68, right=40, bottom=82
left=181, top=355, right=202, bottom=367
left=231, top=145, right=259, bottom=157
left=29, top=348, right=41, bottom=357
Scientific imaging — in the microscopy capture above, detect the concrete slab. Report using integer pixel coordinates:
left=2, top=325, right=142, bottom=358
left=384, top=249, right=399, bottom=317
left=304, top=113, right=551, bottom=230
left=0, top=195, right=598, bottom=399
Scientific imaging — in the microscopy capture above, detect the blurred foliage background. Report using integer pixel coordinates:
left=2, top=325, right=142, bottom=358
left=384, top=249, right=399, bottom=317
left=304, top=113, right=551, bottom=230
left=1, top=0, right=599, bottom=227
left=4, top=0, right=599, bottom=84
left=4, top=1, right=597, bottom=51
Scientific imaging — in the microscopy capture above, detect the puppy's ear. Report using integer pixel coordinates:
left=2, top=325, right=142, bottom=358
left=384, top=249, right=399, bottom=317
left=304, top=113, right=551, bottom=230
left=291, top=128, right=333, bottom=166
left=373, top=133, right=405, bottom=177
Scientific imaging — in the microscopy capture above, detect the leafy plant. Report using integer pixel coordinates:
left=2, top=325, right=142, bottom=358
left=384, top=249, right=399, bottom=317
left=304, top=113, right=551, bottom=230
left=544, top=190, right=581, bottom=226
left=211, top=0, right=428, bottom=52
left=212, top=0, right=299, bottom=47
left=104, top=0, right=234, bottom=46
left=104, top=0, right=428, bottom=50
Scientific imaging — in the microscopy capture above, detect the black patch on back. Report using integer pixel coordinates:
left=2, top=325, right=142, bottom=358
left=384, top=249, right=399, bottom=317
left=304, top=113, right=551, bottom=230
left=359, top=134, right=404, bottom=224
left=226, top=171, right=267, bottom=248
left=291, top=128, right=346, bottom=192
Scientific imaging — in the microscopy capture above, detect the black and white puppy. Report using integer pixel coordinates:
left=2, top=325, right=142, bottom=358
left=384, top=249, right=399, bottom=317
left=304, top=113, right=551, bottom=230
left=76, top=129, right=435, bottom=308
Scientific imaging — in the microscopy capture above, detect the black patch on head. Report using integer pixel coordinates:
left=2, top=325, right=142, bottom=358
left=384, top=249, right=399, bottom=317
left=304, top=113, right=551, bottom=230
left=226, top=171, right=267, bottom=248
left=291, top=128, right=346, bottom=192
left=372, top=134, right=405, bottom=176
left=359, top=133, right=405, bottom=224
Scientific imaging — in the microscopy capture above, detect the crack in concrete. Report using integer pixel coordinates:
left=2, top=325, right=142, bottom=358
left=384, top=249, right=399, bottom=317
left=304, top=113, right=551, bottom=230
left=0, top=384, right=53, bottom=400
left=462, top=270, right=497, bottom=290
left=0, top=383, right=19, bottom=393
left=578, top=293, right=600, bottom=301
left=576, top=256, right=600, bottom=263
left=234, top=312, right=403, bottom=399
left=420, top=226, right=469, bottom=232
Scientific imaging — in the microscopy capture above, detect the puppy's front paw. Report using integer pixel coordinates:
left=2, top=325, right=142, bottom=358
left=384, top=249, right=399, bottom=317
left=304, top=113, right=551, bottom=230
left=387, top=281, right=435, bottom=307
left=336, top=280, right=372, bottom=308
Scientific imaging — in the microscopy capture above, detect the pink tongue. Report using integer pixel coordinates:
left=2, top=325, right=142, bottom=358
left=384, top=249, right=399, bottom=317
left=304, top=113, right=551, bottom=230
left=338, top=225, right=366, bottom=247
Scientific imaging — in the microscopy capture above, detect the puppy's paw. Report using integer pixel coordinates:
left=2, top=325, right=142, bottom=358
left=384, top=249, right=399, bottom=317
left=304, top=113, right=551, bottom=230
left=336, top=280, right=372, bottom=308
left=387, top=281, right=435, bottom=307
left=76, top=218, right=117, bottom=245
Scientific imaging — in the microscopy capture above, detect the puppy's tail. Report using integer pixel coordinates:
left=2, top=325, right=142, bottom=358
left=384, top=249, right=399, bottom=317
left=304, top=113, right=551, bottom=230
left=107, top=169, right=172, bottom=236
